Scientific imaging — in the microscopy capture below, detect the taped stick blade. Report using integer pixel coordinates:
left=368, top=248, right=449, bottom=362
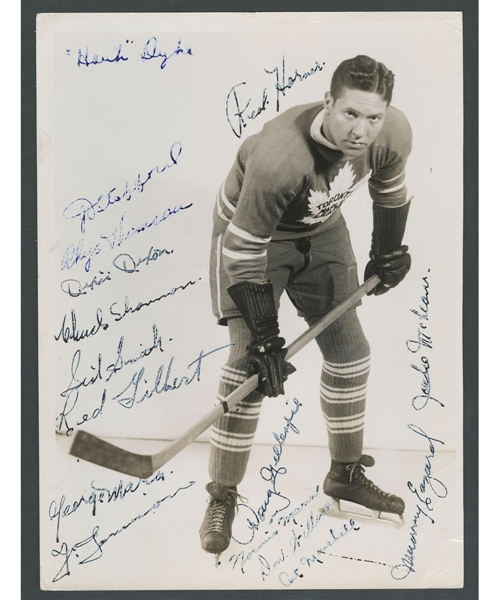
left=69, top=430, right=155, bottom=479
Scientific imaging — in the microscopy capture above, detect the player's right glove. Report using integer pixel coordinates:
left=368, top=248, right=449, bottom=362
left=364, top=201, right=412, bottom=296
left=228, top=281, right=296, bottom=397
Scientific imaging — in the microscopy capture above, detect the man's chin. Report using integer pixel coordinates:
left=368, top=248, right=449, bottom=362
left=342, top=145, right=368, bottom=158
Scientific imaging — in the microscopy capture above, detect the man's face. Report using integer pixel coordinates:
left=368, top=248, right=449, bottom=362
left=322, top=88, right=388, bottom=158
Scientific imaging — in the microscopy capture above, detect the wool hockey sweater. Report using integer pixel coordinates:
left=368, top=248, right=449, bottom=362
left=215, top=101, right=412, bottom=285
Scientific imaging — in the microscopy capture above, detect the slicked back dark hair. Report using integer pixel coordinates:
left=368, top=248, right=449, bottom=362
left=330, top=55, right=395, bottom=104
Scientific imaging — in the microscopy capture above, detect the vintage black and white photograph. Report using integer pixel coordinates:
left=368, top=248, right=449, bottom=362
left=36, top=10, right=464, bottom=591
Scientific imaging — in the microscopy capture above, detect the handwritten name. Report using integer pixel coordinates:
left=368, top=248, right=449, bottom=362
left=61, top=201, right=192, bottom=273
left=276, top=486, right=319, bottom=527
left=391, top=425, right=447, bottom=580
left=62, top=142, right=182, bottom=234
left=60, top=271, right=112, bottom=297
left=57, top=342, right=229, bottom=435
left=76, top=43, right=129, bottom=67
left=235, top=398, right=302, bottom=546
left=51, top=481, right=195, bottom=583
left=109, top=278, right=199, bottom=322
left=68, top=37, right=193, bottom=71
left=226, top=56, right=325, bottom=138
left=60, top=238, right=101, bottom=273
left=406, top=270, right=443, bottom=410
left=111, top=344, right=231, bottom=410
left=49, top=471, right=165, bottom=543
left=57, top=324, right=166, bottom=435
left=406, top=270, right=432, bottom=354
left=54, top=308, right=109, bottom=344
left=229, top=530, right=280, bottom=575
left=141, top=37, right=193, bottom=69
left=112, top=246, right=173, bottom=274
left=99, top=202, right=192, bottom=252
left=266, top=56, right=325, bottom=112
left=279, top=518, right=359, bottom=587
left=410, top=356, right=444, bottom=410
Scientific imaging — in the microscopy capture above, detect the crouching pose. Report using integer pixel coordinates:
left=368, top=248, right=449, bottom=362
left=200, top=55, right=412, bottom=556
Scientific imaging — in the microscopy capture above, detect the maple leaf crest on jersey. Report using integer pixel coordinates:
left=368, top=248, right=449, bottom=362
left=301, top=162, right=371, bottom=225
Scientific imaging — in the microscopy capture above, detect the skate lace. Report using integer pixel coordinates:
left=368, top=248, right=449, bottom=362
left=207, top=489, right=247, bottom=532
left=207, top=499, right=230, bottom=532
left=346, top=463, right=391, bottom=498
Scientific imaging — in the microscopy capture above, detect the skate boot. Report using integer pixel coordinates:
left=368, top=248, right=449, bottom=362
left=323, top=454, right=405, bottom=527
left=199, top=482, right=239, bottom=557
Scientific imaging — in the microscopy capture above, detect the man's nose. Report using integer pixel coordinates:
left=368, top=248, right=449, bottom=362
left=351, top=118, right=367, bottom=139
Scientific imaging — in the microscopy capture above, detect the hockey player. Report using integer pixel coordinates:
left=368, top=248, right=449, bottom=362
left=200, top=55, right=412, bottom=556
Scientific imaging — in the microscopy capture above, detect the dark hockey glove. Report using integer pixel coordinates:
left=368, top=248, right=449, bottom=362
left=228, top=281, right=296, bottom=397
left=364, top=246, right=411, bottom=296
left=364, top=201, right=412, bottom=296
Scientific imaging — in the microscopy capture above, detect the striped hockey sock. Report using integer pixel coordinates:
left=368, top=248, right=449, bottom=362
left=307, top=309, right=371, bottom=463
left=209, top=317, right=262, bottom=488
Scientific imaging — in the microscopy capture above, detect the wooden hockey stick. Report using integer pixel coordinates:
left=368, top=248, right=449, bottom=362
left=69, top=275, right=381, bottom=478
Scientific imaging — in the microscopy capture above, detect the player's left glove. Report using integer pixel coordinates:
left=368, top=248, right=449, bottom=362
left=364, top=246, right=411, bottom=296
left=364, top=201, right=412, bottom=296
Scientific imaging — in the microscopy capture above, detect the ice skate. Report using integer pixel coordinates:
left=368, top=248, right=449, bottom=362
left=322, top=454, right=405, bottom=528
left=199, top=482, right=239, bottom=558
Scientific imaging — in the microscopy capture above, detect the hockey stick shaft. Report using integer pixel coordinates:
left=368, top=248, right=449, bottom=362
left=148, top=274, right=380, bottom=467
left=70, top=275, right=380, bottom=478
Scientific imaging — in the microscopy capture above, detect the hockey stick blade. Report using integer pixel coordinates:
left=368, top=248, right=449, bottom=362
left=69, top=275, right=380, bottom=478
left=69, top=430, right=156, bottom=478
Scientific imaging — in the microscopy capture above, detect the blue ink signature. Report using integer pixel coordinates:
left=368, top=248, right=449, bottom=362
left=406, top=270, right=432, bottom=354
left=60, top=271, right=112, bottom=297
left=57, top=344, right=231, bottom=435
left=233, top=398, right=301, bottom=546
left=57, top=324, right=166, bottom=435
left=77, top=43, right=129, bottom=68
left=406, top=271, right=443, bottom=410
left=60, top=239, right=102, bottom=273
left=62, top=142, right=182, bottom=234
left=391, top=425, right=447, bottom=580
left=289, top=504, right=335, bottom=555
left=258, top=548, right=287, bottom=581
left=271, top=397, right=301, bottom=467
left=276, top=486, right=319, bottom=527
left=409, top=270, right=430, bottom=323
left=99, top=202, right=193, bottom=252
left=109, top=278, right=199, bottom=322
left=410, top=356, right=444, bottom=410
left=229, top=530, right=279, bottom=575
left=49, top=471, right=165, bottom=543
left=61, top=202, right=191, bottom=274
left=279, top=518, right=359, bottom=587
left=141, top=37, right=193, bottom=69
left=51, top=481, right=195, bottom=582
left=112, top=246, right=173, bottom=274
left=226, top=56, right=325, bottom=138
left=105, top=323, right=166, bottom=383
left=111, top=344, right=231, bottom=410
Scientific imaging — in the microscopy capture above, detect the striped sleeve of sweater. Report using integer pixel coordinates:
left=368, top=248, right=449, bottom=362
left=221, top=130, right=308, bottom=286
left=368, top=106, right=413, bottom=208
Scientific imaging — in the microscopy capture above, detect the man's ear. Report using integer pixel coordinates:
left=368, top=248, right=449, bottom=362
left=324, top=91, right=333, bottom=113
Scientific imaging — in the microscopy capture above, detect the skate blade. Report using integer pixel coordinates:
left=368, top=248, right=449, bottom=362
left=321, top=498, right=404, bottom=529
